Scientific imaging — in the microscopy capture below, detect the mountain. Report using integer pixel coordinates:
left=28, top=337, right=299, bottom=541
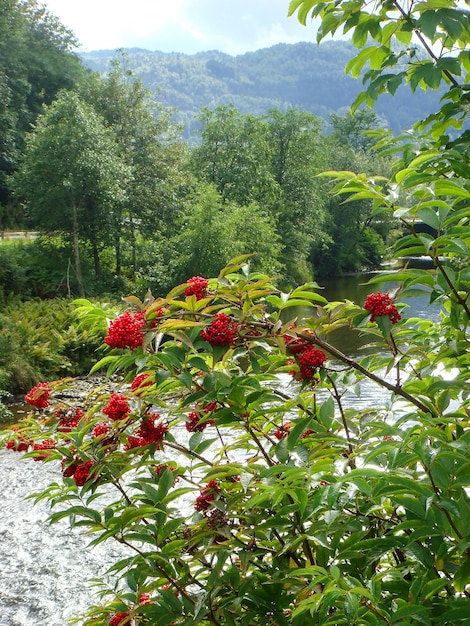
left=82, top=41, right=443, bottom=141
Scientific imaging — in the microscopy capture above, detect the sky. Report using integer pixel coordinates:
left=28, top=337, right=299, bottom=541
left=41, top=0, right=323, bottom=55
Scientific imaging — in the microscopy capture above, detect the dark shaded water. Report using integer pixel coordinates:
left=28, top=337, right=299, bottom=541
left=0, top=274, right=439, bottom=625
left=303, top=272, right=439, bottom=356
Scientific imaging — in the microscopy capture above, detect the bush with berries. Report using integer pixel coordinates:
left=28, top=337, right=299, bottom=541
left=5, top=0, right=470, bottom=619
left=4, top=251, right=470, bottom=625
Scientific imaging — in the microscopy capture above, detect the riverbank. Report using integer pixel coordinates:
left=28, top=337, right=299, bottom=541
left=1, top=375, right=124, bottom=430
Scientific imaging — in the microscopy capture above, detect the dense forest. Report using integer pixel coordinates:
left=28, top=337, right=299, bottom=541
left=0, top=0, right=414, bottom=302
left=82, top=42, right=443, bottom=141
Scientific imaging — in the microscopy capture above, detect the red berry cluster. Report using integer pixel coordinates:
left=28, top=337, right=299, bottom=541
left=103, top=394, right=131, bottom=421
left=131, top=373, right=153, bottom=393
left=5, top=428, right=32, bottom=452
left=201, top=313, right=239, bottom=347
left=154, top=463, right=170, bottom=476
left=206, top=508, right=228, bottom=530
left=109, top=612, right=130, bottom=626
left=61, top=457, right=78, bottom=478
left=139, top=592, right=151, bottom=604
left=284, top=327, right=328, bottom=384
left=105, top=311, right=146, bottom=350
left=194, top=480, right=221, bottom=512
left=125, top=414, right=168, bottom=450
left=297, top=347, right=328, bottom=382
left=364, top=292, right=401, bottom=324
left=24, top=382, right=51, bottom=409
left=287, top=346, right=327, bottom=384
left=92, top=422, right=110, bottom=438
left=72, top=460, right=95, bottom=486
left=185, top=403, right=217, bottom=432
left=274, top=421, right=293, bottom=440
left=32, top=439, right=56, bottom=461
left=153, top=463, right=174, bottom=477
left=55, top=407, right=85, bottom=432
left=184, top=276, right=209, bottom=300
left=92, top=423, right=119, bottom=450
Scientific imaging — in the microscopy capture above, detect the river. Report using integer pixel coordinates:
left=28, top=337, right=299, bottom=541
left=0, top=274, right=439, bottom=625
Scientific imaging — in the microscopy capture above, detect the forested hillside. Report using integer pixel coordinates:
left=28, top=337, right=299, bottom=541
left=0, top=1, right=441, bottom=301
left=82, top=41, right=443, bottom=140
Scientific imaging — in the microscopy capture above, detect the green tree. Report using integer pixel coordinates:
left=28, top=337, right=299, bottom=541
left=14, top=90, right=130, bottom=295
left=174, top=184, right=283, bottom=279
left=310, top=108, right=394, bottom=277
left=190, top=104, right=278, bottom=207
left=266, top=108, right=328, bottom=284
left=0, top=0, right=84, bottom=224
left=223, top=201, right=284, bottom=276
left=312, top=143, right=390, bottom=276
left=175, top=184, right=230, bottom=279
left=81, top=54, right=189, bottom=276
left=191, top=105, right=332, bottom=285
left=329, top=108, right=384, bottom=152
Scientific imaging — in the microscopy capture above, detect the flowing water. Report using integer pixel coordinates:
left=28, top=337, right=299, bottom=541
left=0, top=451, right=127, bottom=626
left=0, top=274, right=440, bottom=625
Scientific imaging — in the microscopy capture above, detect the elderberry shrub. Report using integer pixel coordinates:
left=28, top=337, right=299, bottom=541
left=3, top=257, right=469, bottom=626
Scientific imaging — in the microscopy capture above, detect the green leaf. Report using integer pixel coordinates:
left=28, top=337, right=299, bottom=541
left=395, top=25, right=413, bottom=45
left=417, top=207, right=440, bottom=231
left=434, top=180, right=470, bottom=198
left=319, top=397, right=335, bottom=429
left=436, top=56, right=462, bottom=77
left=346, top=47, right=379, bottom=79
left=455, top=558, right=470, bottom=592
left=188, top=355, right=210, bottom=373
left=287, top=416, right=315, bottom=450
left=408, top=61, right=443, bottom=91
left=391, top=602, right=429, bottom=621
left=89, top=354, right=119, bottom=374
left=275, top=437, right=289, bottom=463
left=417, top=10, right=440, bottom=40
left=157, top=469, right=175, bottom=501
left=177, top=371, right=193, bottom=389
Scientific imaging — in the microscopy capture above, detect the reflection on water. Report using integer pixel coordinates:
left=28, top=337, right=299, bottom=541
left=318, top=272, right=438, bottom=321
left=291, top=273, right=440, bottom=357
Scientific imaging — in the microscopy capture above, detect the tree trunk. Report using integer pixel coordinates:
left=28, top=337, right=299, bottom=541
left=72, top=204, right=85, bottom=297
left=115, top=230, right=122, bottom=276
left=130, top=218, right=137, bottom=274
left=92, top=239, right=101, bottom=279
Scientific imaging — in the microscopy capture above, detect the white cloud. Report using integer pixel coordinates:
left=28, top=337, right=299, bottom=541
left=41, top=0, right=321, bottom=54
left=43, top=0, right=189, bottom=50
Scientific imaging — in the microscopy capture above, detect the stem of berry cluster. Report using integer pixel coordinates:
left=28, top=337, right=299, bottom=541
left=296, top=330, right=437, bottom=418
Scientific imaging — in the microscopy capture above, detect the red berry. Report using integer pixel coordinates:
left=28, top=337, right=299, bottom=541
left=131, top=373, right=153, bottom=393
left=32, top=439, right=56, bottom=461
left=24, top=382, right=51, bottom=409
left=105, top=311, right=145, bottom=349
left=201, top=313, right=239, bottom=347
left=274, top=421, right=293, bottom=440
left=103, top=394, right=131, bottom=421
left=73, top=460, right=95, bottom=486
left=109, top=612, right=130, bottom=626
left=364, top=292, right=401, bottom=324
left=184, top=276, right=209, bottom=300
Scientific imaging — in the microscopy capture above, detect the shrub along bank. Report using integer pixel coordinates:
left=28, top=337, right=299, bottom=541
left=0, top=298, right=106, bottom=396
